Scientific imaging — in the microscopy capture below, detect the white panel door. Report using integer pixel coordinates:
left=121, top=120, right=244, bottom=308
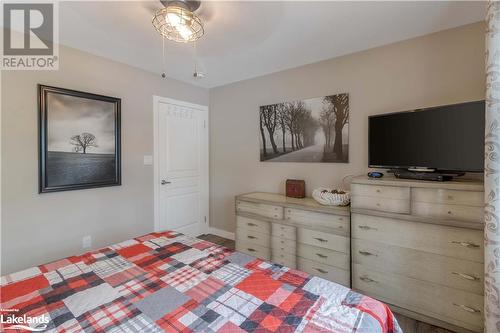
left=154, top=97, right=208, bottom=237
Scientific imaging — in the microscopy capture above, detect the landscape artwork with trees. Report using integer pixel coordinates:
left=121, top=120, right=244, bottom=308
left=259, top=93, right=349, bottom=162
left=39, top=85, right=121, bottom=192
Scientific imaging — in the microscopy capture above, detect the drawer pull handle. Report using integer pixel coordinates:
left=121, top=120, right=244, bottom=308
left=448, top=195, right=454, bottom=200
left=451, top=241, right=480, bottom=248
left=452, top=272, right=480, bottom=281
left=358, top=225, right=377, bottom=231
left=314, top=268, right=328, bottom=274
left=247, top=223, right=257, bottom=227
left=453, top=303, right=480, bottom=314
left=316, top=253, right=328, bottom=259
left=358, top=250, right=377, bottom=256
left=314, top=237, right=328, bottom=243
left=247, top=235, right=257, bottom=239
left=447, top=210, right=452, bottom=215
left=247, top=248, right=256, bottom=252
left=360, top=276, right=377, bottom=283
left=376, top=189, right=381, bottom=193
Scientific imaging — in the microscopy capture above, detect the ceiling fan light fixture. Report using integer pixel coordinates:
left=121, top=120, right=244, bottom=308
left=152, top=1, right=204, bottom=43
left=166, top=11, right=183, bottom=27
left=177, top=22, right=194, bottom=40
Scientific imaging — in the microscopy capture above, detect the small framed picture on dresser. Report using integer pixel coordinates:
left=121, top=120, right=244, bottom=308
left=38, top=85, right=121, bottom=193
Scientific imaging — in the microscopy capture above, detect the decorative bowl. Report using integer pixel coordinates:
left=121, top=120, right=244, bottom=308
left=312, top=187, right=351, bottom=206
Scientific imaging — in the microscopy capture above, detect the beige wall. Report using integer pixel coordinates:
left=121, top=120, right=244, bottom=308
left=209, top=22, right=485, bottom=234
left=1, top=44, right=209, bottom=274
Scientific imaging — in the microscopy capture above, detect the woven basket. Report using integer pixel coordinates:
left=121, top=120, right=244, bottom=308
left=312, top=187, right=351, bottom=206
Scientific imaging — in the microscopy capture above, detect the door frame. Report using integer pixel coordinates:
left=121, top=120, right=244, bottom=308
left=153, top=95, right=209, bottom=235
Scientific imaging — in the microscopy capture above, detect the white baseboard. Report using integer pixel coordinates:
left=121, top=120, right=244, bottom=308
left=208, top=227, right=235, bottom=240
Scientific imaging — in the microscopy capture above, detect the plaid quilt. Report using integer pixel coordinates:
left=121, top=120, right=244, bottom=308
left=1, top=231, right=401, bottom=332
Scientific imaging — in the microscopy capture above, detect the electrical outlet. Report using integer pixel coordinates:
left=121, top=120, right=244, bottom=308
left=82, top=235, right=92, bottom=249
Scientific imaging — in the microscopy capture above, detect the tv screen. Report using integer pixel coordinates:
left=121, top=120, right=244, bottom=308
left=369, top=101, right=485, bottom=172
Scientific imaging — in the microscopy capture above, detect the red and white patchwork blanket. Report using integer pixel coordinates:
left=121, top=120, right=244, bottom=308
left=1, top=231, right=401, bottom=332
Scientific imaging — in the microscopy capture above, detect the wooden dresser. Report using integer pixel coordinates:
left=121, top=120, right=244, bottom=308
left=350, top=176, right=484, bottom=333
left=235, top=192, right=350, bottom=287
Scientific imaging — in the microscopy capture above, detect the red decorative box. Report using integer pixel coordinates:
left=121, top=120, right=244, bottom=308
left=286, top=179, right=305, bottom=198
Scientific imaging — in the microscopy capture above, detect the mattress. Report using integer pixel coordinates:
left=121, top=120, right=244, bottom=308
left=1, top=231, right=401, bottom=332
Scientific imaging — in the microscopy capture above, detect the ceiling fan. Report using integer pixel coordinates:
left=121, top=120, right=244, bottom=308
left=152, top=0, right=204, bottom=43
left=152, top=0, right=206, bottom=79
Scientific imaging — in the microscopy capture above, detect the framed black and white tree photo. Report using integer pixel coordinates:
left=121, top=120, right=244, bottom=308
left=259, top=93, right=349, bottom=163
left=38, top=85, right=121, bottom=193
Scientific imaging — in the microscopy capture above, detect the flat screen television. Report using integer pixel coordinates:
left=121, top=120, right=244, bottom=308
left=369, top=100, right=485, bottom=173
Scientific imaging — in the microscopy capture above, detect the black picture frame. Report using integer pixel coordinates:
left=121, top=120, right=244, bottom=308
left=38, top=84, right=121, bottom=193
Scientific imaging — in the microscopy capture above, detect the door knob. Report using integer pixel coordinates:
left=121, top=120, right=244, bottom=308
left=161, top=180, right=171, bottom=185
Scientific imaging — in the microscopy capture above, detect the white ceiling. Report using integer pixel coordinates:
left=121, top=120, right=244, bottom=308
left=59, top=1, right=486, bottom=88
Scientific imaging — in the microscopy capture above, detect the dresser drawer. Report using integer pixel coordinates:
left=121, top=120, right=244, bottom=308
left=271, top=223, right=296, bottom=240
left=351, top=195, right=410, bottom=214
left=297, top=243, right=349, bottom=270
left=236, top=240, right=270, bottom=260
left=351, top=183, right=410, bottom=199
left=297, top=228, right=349, bottom=253
left=236, top=216, right=271, bottom=235
left=352, top=239, right=483, bottom=295
left=284, top=208, right=349, bottom=235
left=353, top=264, right=483, bottom=332
left=411, top=202, right=483, bottom=223
left=298, top=258, right=349, bottom=287
left=236, top=228, right=270, bottom=248
left=272, top=251, right=296, bottom=267
left=271, top=237, right=296, bottom=254
left=236, top=200, right=283, bottom=219
left=412, top=188, right=484, bottom=207
left=352, top=214, right=483, bottom=263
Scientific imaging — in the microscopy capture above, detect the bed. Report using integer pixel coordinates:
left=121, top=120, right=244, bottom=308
left=1, top=231, right=401, bottom=332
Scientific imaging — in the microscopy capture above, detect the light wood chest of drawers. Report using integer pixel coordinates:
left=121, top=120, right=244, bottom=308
left=235, top=192, right=350, bottom=287
left=351, top=176, right=484, bottom=333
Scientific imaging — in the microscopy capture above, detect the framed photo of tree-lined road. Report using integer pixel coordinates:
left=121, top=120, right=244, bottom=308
left=38, top=85, right=121, bottom=193
left=259, top=93, right=349, bottom=162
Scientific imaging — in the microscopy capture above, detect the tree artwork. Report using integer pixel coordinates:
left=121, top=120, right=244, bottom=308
left=70, top=132, right=98, bottom=154
left=259, top=94, right=349, bottom=163
left=260, top=104, right=279, bottom=154
left=324, top=93, right=349, bottom=157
